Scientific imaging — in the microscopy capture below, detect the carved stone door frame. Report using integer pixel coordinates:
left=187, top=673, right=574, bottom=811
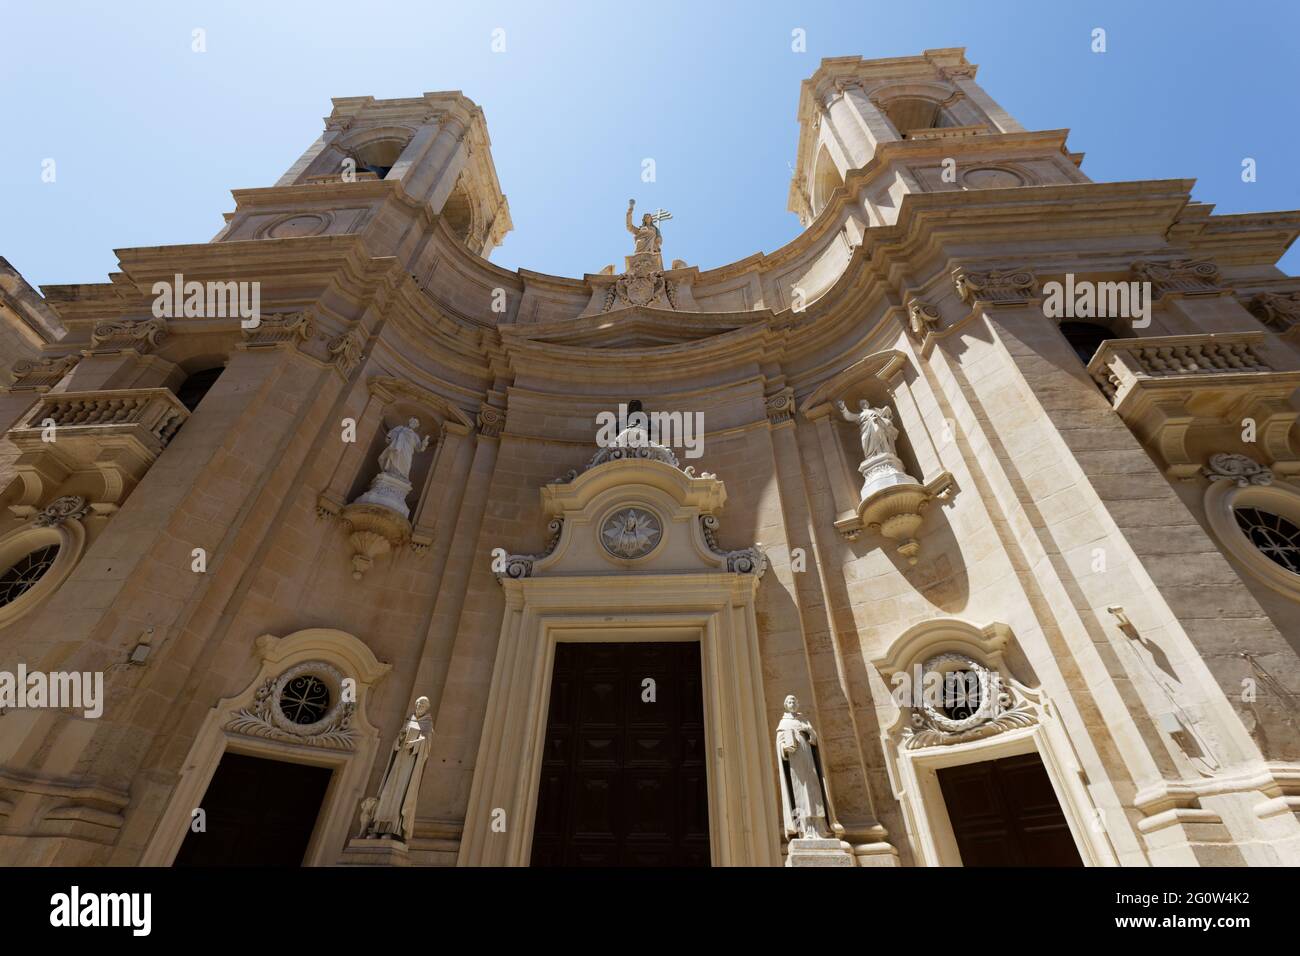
left=457, top=572, right=781, bottom=866
left=138, top=628, right=389, bottom=866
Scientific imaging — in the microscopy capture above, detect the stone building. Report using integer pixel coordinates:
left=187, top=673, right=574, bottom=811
left=1, top=48, right=1298, bottom=867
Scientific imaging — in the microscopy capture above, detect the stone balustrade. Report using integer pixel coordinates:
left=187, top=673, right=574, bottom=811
left=1088, top=332, right=1275, bottom=402
left=4, top=388, right=192, bottom=510
left=17, top=388, right=189, bottom=447
left=1085, top=332, right=1300, bottom=479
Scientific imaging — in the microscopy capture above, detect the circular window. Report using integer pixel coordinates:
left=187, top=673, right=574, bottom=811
left=1204, top=470, right=1300, bottom=602
left=278, top=674, right=331, bottom=725
left=1233, top=507, right=1300, bottom=575
left=0, top=544, right=61, bottom=608
left=939, top=670, right=981, bottom=720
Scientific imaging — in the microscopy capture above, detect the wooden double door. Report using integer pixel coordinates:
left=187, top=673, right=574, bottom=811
left=936, top=752, right=1083, bottom=866
left=530, top=641, right=710, bottom=866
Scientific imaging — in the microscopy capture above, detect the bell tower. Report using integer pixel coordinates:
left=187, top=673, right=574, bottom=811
left=214, top=92, right=512, bottom=259
left=788, top=48, right=1089, bottom=227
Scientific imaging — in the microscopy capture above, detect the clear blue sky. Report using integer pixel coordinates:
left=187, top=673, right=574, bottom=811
left=3, top=0, right=1297, bottom=291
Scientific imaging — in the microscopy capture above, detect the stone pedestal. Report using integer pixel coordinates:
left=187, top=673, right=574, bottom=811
left=857, top=451, right=919, bottom=499
left=785, top=837, right=856, bottom=867
left=339, top=837, right=410, bottom=866
left=355, top=472, right=414, bottom=518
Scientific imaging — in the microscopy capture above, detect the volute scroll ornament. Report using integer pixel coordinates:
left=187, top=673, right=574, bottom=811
left=953, top=267, right=1037, bottom=306
left=88, top=318, right=168, bottom=353
left=33, top=495, right=92, bottom=528
left=1201, top=453, right=1273, bottom=487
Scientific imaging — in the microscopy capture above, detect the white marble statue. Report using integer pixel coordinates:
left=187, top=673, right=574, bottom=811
left=358, top=696, right=433, bottom=843
left=377, top=418, right=431, bottom=482
left=626, top=199, right=662, bottom=255
left=836, top=399, right=899, bottom=462
left=354, top=418, right=431, bottom=518
left=775, top=694, right=834, bottom=840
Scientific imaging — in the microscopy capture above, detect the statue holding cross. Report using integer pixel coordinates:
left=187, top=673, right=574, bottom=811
left=626, top=199, right=671, bottom=256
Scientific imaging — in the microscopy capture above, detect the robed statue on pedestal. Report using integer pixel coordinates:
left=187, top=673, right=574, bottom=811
left=775, top=694, right=843, bottom=840
left=358, top=696, right=433, bottom=843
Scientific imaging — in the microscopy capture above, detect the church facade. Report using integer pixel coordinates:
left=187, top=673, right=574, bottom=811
left=1, top=47, right=1298, bottom=867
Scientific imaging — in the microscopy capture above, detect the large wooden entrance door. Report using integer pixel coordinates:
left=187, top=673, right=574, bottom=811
left=530, top=641, right=710, bottom=866
left=173, top=752, right=332, bottom=866
left=936, top=752, right=1083, bottom=866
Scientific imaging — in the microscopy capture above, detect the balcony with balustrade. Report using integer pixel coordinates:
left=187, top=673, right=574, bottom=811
left=1086, top=332, right=1300, bottom=479
left=4, top=388, right=190, bottom=514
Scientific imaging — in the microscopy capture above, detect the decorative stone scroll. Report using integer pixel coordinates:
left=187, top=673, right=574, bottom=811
left=326, top=325, right=366, bottom=377
left=477, top=404, right=504, bottom=438
left=1201, top=453, right=1273, bottom=487
left=906, top=299, right=941, bottom=339
left=765, top=389, right=795, bottom=426
left=33, top=496, right=91, bottom=528
left=8, top=354, right=79, bottom=391
left=953, top=267, right=1037, bottom=306
left=88, top=318, right=167, bottom=353
left=700, top=515, right=767, bottom=576
left=1249, top=291, right=1300, bottom=332
left=239, top=310, right=315, bottom=349
left=496, top=518, right=563, bottom=580
left=1132, top=258, right=1222, bottom=298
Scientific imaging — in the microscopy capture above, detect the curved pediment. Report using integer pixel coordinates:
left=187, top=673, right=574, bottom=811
left=492, top=456, right=766, bottom=581
left=503, top=306, right=772, bottom=350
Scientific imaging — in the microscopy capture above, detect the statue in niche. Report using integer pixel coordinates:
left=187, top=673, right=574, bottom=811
left=358, top=696, right=433, bottom=843
left=354, top=417, right=431, bottom=518
left=775, top=695, right=836, bottom=840
left=377, top=417, right=431, bottom=483
left=626, top=199, right=663, bottom=255
left=836, top=399, right=899, bottom=462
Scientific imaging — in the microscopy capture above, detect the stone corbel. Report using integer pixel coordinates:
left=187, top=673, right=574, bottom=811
left=86, top=318, right=168, bottom=355
left=1131, top=396, right=1199, bottom=480
left=237, top=310, right=315, bottom=351
left=835, top=471, right=956, bottom=562
left=1249, top=291, right=1300, bottom=338
left=905, top=297, right=944, bottom=354
left=6, top=354, right=80, bottom=393
left=339, top=502, right=411, bottom=580
left=477, top=404, right=505, bottom=439
left=764, top=388, right=795, bottom=427
left=953, top=266, right=1038, bottom=308
left=1132, top=258, right=1223, bottom=299
left=326, top=325, right=367, bottom=379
